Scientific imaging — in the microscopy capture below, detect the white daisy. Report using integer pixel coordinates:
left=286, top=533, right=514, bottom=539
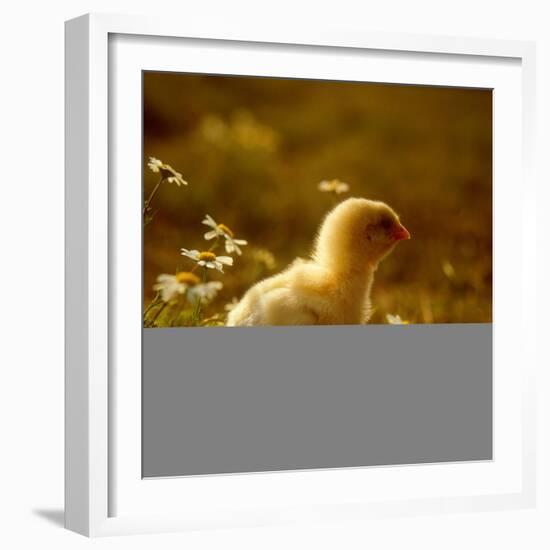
left=187, top=281, right=223, bottom=305
left=224, top=297, right=240, bottom=312
left=181, top=248, right=234, bottom=272
left=202, top=214, right=248, bottom=255
left=147, top=157, right=188, bottom=187
left=386, top=313, right=410, bottom=325
left=153, top=271, right=200, bottom=302
left=318, top=179, right=350, bottom=194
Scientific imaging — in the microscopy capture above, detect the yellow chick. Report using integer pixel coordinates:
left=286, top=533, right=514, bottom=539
left=226, top=198, right=410, bottom=326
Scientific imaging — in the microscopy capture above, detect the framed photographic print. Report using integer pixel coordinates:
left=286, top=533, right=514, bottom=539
left=65, top=13, right=537, bottom=536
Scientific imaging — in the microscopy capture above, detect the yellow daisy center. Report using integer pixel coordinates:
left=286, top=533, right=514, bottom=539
left=175, top=271, right=200, bottom=285
left=198, top=251, right=217, bottom=262
left=217, top=223, right=234, bottom=238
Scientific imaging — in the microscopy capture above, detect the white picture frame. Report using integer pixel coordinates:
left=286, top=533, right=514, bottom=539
left=65, top=13, right=537, bottom=537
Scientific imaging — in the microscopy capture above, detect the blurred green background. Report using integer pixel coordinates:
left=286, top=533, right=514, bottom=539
left=143, top=72, right=492, bottom=324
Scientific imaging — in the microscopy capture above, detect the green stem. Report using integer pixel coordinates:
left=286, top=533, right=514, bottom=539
left=143, top=293, right=161, bottom=317
left=191, top=268, right=208, bottom=324
left=143, top=176, right=164, bottom=215
left=208, top=237, right=220, bottom=253
left=147, top=301, right=168, bottom=327
left=169, top=302, right=183, bottom=327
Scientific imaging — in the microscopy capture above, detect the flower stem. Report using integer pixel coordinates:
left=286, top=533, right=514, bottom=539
left=143, top=176, right=164, bottom=215
left=191, top=268, right=208, bottom=324
left=143, top=293, right=161, bottom=317
left=147, top=301, right=168, bottom=327
left=208, top=237, right=220, bottom=253
left=169, top=302, right=183, bottom=327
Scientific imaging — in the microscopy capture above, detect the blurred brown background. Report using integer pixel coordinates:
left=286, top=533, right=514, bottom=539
left=143, top=72, right=492, bottom=324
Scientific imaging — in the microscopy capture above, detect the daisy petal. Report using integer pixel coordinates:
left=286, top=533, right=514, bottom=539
left=155, top=274, right=174, bottom=284
left=202, top=215, right=217, bottom=228
left=336, top=183, right=349, bottom=193
left=204, top=230, right=218, bottom=240
left=181, top=248, right=200, bottom=260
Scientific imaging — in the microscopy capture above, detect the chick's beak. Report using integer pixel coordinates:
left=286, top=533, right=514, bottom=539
left=392, top=224, right=411, bottom=241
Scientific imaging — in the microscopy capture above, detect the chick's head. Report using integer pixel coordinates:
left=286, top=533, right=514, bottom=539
left=314, top=197, right=410, bottom=272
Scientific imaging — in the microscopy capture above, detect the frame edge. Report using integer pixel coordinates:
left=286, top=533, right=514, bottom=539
left=65, top=14, right=91, bottom=537
left=65, top=12, right=538, bottom=536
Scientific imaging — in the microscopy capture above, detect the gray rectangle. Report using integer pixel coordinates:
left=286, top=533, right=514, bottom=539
left=142, top=324, right=492, bottom=477
left=65, top=15, right=92, bottom=535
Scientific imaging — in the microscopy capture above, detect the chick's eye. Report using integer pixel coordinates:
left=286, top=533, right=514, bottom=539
left=379, top=218, right=393, bottom=231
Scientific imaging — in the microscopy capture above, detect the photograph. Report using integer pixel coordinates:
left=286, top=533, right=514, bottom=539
left=142, top=73, right=492, bottom=328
